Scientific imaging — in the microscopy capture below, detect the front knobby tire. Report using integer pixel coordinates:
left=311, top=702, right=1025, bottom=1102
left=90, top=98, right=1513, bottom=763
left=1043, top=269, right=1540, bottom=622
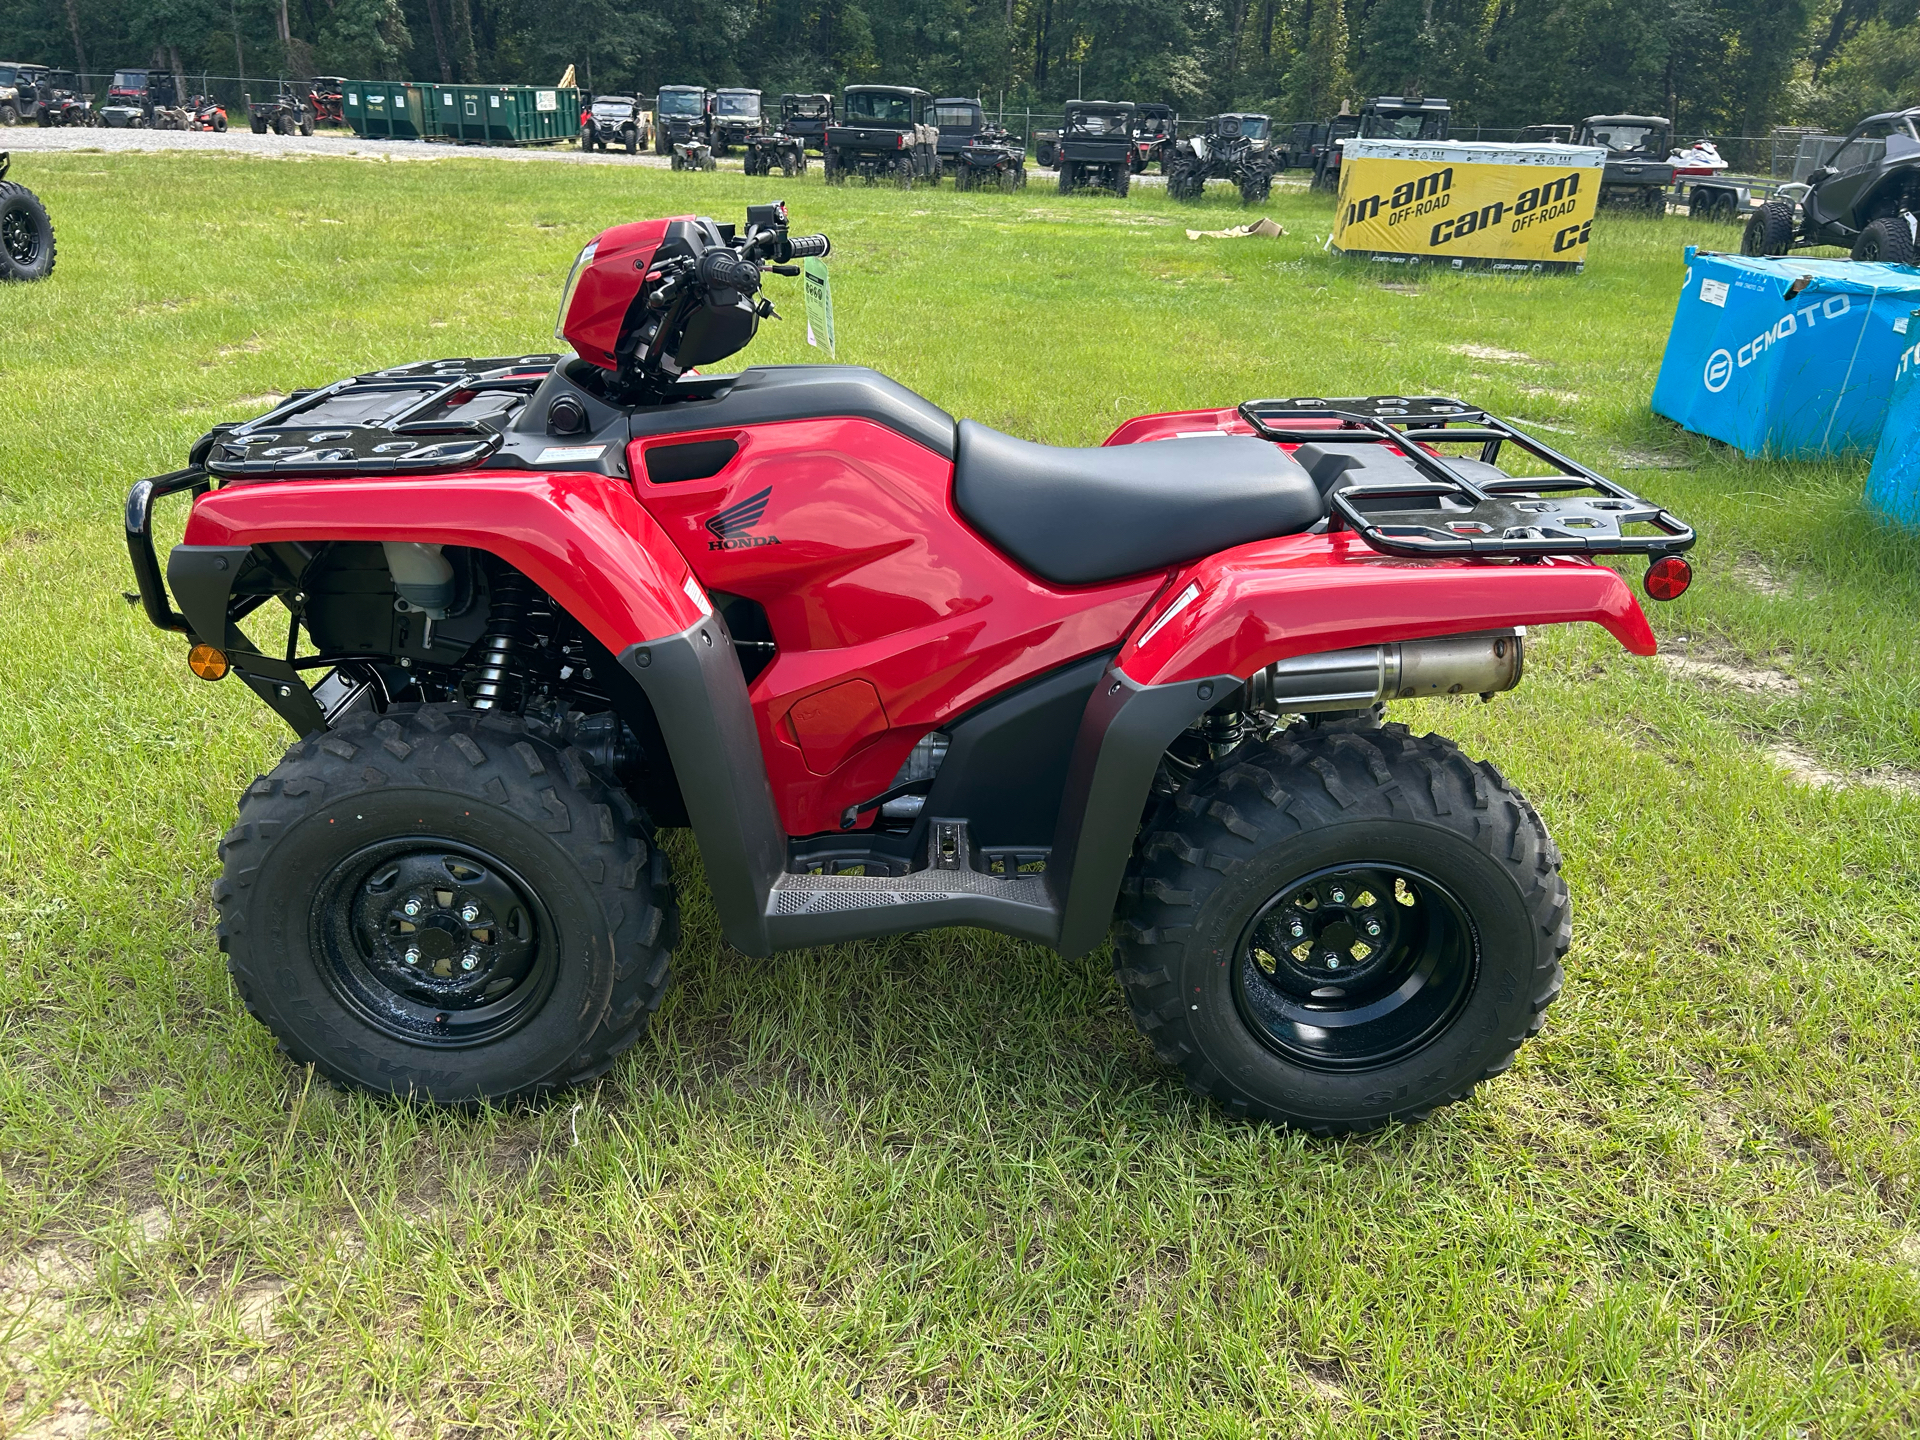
left=215, top=703, right=679, bottom=1104
left=1115, top=722, right=1568, bottom=1134
left=1743, top=200, right=1795, bottom=256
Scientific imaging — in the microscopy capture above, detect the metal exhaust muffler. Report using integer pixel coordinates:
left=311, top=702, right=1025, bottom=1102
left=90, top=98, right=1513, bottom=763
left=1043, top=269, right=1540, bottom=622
left=1246, top=629, right=1524, bottom=714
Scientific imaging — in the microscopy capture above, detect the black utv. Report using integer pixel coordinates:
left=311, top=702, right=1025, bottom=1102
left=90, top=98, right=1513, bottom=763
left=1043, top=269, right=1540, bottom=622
left=653, top=85, right=710, bottom=155
left=778, top=93, right=834, bottom=152
left=931, top=96, right=988, bottom=174
left=583, top=94, right=647, bottom=154
left=710, top=88, right=764, bottom=154
left=825, top=86, right=939, bottom=187
left=1312, top=96, right=1447, bottom=190
left=1167, top=113, right=1274, bottom=205
left=1744, top=106, right=1920, bottom=263
left=1057, top=99, right=1138, bottom=195
left=1577, top=115, right=1673, bottom=214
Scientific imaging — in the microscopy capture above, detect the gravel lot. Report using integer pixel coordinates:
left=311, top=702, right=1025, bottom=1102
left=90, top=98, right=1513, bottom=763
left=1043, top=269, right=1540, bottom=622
left=1, top=124, right=680, bottom=167
left=0, top=124, right=1207, bottom=186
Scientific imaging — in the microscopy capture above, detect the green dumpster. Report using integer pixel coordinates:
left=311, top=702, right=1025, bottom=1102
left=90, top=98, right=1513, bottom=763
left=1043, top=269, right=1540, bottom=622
left=344, top=81, right=426, bottom=139
left=429, top=84, right=579, bottom=146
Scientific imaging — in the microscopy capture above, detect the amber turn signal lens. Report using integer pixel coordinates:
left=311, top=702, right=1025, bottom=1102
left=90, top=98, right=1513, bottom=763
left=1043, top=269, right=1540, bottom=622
left=187, top=643, right=230, bottom=681
left=1643, top=556, right=1692, bottom=602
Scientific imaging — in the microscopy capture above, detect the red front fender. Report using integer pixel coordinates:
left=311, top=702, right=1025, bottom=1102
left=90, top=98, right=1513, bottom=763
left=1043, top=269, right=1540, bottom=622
left=181, top=471, right=707, bottom=651
left=1117, top=532, right=1658, bottom=687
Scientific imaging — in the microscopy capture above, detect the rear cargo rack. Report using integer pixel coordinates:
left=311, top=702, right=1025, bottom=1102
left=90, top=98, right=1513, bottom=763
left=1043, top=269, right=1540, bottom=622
left=196, top=355, right=560, bottom=480
left=1238, top=396, right=1695, bottom=560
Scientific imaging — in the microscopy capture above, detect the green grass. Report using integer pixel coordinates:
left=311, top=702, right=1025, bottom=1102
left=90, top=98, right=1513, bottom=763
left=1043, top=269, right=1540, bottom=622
left=3, top=150, right=1919, bottom=1437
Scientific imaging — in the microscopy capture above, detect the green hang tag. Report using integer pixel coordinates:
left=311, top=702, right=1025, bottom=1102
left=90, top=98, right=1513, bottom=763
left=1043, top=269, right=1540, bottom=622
left=802, top=256, right=835, bottom=357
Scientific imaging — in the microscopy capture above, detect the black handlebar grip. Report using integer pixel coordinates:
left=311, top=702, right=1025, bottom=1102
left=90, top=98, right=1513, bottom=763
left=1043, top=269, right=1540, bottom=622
left=697, top=250, right=762, bottom=295
left=781, top=233, right=831, bottom=260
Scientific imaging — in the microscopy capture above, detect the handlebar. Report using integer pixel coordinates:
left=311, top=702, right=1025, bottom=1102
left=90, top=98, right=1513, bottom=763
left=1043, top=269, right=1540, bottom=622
left=696, top=249, right=763, bottom=295
left=781, top=233, right=831, bottom=260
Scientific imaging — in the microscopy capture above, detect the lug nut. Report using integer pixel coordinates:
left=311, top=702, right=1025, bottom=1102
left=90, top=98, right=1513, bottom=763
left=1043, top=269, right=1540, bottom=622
left=403, top=898, right=423, bottom=917
left=1366, top=920, right=1382, bottom=937
left=403, top=947, right=421, bottom=966
left=1330, top=888, right=1347, bottom=905
left=1323, top=952, right=1341, bottom=968
left=1288, top=920, right=1305, bottom=939
left=460, top=953, right=479, bottom=972
left=460, top=903, right=480, bottom=923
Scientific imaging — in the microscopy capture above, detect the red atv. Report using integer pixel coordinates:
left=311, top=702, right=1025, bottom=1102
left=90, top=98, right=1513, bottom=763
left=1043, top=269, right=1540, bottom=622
left=127, top=202, right=1694, bottom=1132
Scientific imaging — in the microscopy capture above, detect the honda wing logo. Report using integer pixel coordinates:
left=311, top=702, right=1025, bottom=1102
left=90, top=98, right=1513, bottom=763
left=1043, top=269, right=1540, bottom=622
left=705, top=487, right=781, bottom=550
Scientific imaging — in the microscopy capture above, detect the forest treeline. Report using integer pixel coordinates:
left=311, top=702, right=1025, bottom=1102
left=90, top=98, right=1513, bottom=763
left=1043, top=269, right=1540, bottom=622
left=4, top=0, right=1917, bottom=137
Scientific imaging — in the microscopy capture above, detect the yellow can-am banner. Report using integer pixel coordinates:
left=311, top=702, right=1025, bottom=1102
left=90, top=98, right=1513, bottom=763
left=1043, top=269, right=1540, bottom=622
left=1331, top=140, right=1608, bottom=273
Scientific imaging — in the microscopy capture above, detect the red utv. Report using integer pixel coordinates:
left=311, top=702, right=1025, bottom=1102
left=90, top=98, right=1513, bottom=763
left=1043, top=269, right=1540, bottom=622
left=127, top=202, right=1694, bottom=1133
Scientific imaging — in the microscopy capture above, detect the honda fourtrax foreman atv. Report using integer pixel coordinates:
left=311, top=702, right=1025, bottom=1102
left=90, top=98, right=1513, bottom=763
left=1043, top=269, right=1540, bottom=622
left=127, top=202, right=1696, bottom=1133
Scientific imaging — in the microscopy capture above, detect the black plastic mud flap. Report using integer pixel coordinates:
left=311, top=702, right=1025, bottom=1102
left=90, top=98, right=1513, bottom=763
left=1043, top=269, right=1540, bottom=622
left=619, top=617, right=786, bottom=957
left=1049, top=667, right=1239, bottom=960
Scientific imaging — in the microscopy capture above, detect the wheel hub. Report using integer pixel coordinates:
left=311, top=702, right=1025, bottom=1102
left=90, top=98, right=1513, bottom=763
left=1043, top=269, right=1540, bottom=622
left=310, top=840, right=556, bottom=1047
left=354, top=850, right=535, bottom=1007
left=1235, top=865, right=1478, bottom=1071
left=3, top=210, right=39, bottom=267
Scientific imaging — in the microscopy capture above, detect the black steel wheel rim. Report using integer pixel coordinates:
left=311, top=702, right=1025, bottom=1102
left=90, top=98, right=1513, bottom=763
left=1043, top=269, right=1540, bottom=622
left=310, top=839, right=560, bottom=1048
left=1233, top=864, right=1479, bottom=1072
left=2, top=205, right=40, bottom=267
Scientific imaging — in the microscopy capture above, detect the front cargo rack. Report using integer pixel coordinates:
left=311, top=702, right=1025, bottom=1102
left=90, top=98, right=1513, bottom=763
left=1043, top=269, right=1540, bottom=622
left=193, top=355, right=562, bottom=479
left=1238, top=396, right=1695, bottom=560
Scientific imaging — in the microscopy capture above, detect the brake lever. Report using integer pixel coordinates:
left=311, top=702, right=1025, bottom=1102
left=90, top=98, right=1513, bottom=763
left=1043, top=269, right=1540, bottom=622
left=765, top=263, right=801, bottom=276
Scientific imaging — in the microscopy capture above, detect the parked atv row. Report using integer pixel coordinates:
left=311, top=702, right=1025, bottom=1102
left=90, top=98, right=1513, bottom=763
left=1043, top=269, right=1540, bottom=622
left=0, top=152, right=55, bottom=281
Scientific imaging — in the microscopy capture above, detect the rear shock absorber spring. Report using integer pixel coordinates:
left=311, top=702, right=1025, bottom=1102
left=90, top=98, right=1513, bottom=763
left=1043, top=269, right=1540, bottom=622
left=461, top=568, right=538, bottom=711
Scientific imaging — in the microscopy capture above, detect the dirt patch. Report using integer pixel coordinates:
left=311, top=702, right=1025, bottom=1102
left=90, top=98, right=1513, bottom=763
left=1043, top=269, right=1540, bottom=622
left=3, top=528, right=51, bottom=550
left=1730, top=553, right=1794, bottom=596
left=229, top=393, right=286, bottom=410
left=1612, top=448, right=1694, bottom=470
left=1659, top=652, right=1801, bottom=695
left=1449, top=343, right=1538, bottom=364
left=1510, top=416, right=1575, bottom=434
left=8, top=1398, right=102, bottom=1438
left=1521, top=385, right=1581, bottom=404
left=1767, top=744, right=1920, bottom=797
left=1376, top=282, right=1423, bottom=294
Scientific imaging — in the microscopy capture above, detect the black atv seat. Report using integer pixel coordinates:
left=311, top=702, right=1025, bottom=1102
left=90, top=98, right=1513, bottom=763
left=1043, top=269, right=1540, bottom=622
left=953, top=420, right=1324, bottom=585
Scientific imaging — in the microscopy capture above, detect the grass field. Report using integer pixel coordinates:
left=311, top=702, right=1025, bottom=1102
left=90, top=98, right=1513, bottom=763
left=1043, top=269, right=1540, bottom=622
left=2, top=149, right=1919, bottom=1438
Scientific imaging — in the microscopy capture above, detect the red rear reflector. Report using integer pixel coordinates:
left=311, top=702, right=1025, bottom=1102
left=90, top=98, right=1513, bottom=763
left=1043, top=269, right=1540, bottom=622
left=1644, top=555, right=1691, bottom=601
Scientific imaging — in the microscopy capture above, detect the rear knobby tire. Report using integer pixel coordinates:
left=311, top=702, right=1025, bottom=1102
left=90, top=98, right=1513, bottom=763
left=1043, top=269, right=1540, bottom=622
left=1115, top=721, right=1568, bottom=1134
left=0, top=181, right=56, bottom=281
left=1742, top=199, right=1795, bottom=256
left=1853, top=214, right=1916, bottom=265
left=214, top=702, right=679, bottom=1104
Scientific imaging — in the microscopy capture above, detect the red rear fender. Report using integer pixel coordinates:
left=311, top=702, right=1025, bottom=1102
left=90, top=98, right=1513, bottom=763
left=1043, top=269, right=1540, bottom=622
left=181, top=472, right=706, bottom=651
left=1118, top=532, right=1658, bottom=687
